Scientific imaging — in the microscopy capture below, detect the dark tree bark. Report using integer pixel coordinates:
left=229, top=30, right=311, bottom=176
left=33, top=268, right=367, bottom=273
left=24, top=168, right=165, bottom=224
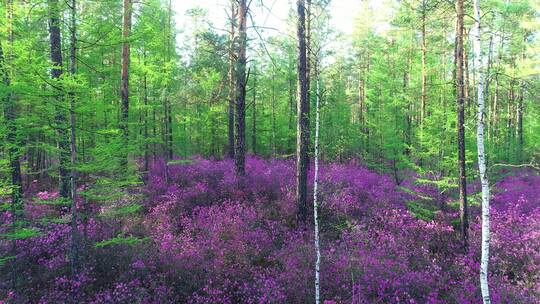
left=455, top=0, right=469, bottom=250
left=228, top=1, right=236, bottom=159
left=296, top=0, right=309, bottom=223
left=120, top=0, right=132, bottom=167
left=48, top=0, right=70, bottom=199
left=234, top=0, right=248, bottom=175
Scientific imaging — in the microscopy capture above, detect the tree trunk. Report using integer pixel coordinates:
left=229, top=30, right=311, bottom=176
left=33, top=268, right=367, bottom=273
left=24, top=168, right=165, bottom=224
left=296, top=0, right=309, bottom=223
left=306, top=0, right=311, bottom=159
left=472, top=0, right=491, bottom=302
left=464, top=42, right=471, bottom=111
left=252, top=65, right=257, bottom=155
left=48, top=0, right=71, bottom=199
left=455, top=0, right=469, bottom=250
left=312, top=60, right=321, bottom=304
left=166, top=0, right=173, bottom=160
left=143, top=50, right=149, bottom=172
left=120, top=0, right=132, bottom=167
left=68, top=0, right=80, bottom=275
left=517, top=48, right=525, bottom=161
left=288, top=60, right=295, bottom=153
left=272, top=66, right=277, bottom=157
left=234, top=0, right=247, bottom=175
left=227, top=1, right=236, bottom=159
left=420, top=5, right=427, bottom=128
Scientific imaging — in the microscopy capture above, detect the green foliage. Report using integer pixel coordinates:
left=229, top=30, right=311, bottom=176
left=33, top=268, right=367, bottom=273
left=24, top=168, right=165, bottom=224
left=1, top=227, right=41, bottom=240
left=94, top=235, right=149, bottom=248
left=406, top=200, right=438, bottom=222
left=102, top=203, right=143, bottom=217
left=0, top=255, right=15, bottom=266
left=167, top=159, right=194, bottom=165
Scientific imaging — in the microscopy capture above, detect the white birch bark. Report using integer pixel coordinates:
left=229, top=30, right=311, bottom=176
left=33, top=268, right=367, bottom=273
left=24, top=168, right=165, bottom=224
left=313, top=64, right=321, bottom=304
left=472, top=0, right=491, bottom=303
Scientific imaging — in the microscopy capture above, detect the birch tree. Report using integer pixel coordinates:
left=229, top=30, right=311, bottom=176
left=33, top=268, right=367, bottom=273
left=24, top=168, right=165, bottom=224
left=472, top=0, right=491, bottom=302
left=313, top=59, right=321, bottom=304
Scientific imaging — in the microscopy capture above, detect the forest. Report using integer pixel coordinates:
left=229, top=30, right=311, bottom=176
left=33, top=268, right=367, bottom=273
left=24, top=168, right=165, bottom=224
left=0, top=0, right=539, bottom=303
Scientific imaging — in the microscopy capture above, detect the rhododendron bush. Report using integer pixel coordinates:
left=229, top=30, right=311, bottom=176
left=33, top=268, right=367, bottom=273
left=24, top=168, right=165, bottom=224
left=1, top=157, right=539, bottom=303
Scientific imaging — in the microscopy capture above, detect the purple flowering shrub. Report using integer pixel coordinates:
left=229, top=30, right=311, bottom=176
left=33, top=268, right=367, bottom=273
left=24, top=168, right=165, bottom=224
left=1, top=156, right=539, bottom=303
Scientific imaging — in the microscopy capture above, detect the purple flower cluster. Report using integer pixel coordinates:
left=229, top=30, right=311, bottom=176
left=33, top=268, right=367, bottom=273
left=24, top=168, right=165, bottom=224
left=0, top=157, right=538, bottom=303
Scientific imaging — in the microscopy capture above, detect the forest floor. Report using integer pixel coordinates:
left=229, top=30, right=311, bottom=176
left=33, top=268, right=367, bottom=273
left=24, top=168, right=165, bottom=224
left=1, top=156, right=539, bottom=303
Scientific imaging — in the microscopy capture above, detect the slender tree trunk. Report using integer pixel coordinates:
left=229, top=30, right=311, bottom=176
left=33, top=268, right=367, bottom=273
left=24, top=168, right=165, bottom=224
left=306, top=0, right=311, bottom=158
left=68, top=0, right=79, bottom=275
left=404, top=38, right=412, bottom=155
left=228, top=1, right=236, bottom=159
left=420, top=5, right=427, bottom=128
left=252, top=66, right=257, bottom=155
left=485, top=35, right=494, bottom=144
left=296, top=0, right=309, bottom=223
left=313, top=60, right=321, bottom=304
left=472, top=1, right=491, bottom=302
left=506, top=81, right=514, bottom=161
left=234, top=0, right=247, bottom=175
left=464, top=43, right=471, bottom=111
left=166, top=0, right=173, bottom=160
left=271, top=66, right=277, bottom=157
left=143, top=50, right=149, bottom=172
left=288, top=61, right=295, bottom=153
left=120, top=0, right=132, bottom=167
left=48, top=0, right=71, bottom=199
left=516, top=48, right=525, bottom=161
left=455, top=0, right=469, bottom=250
